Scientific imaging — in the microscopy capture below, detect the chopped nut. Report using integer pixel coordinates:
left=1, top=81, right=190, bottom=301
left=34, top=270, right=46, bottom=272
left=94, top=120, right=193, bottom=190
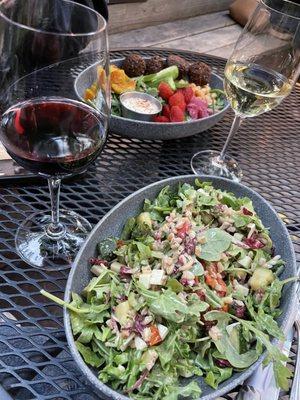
left=167, top=232, right=175, bottom=241
left=208, top=326, right=222, bottom=341
left=197, top=236, right=206, bottom=244
left=195, top=245, right=202, bottom=257
left=182, top=270, right=195, bottom=280
left=143, top=316, right=153, bottom=324
left=227, top=226, right=236, bottom=233
left=120, top=329, right=131, bottom=338
left=176, top=217, right=190, bottom=229
left=217, top=262, right=224, bottom=272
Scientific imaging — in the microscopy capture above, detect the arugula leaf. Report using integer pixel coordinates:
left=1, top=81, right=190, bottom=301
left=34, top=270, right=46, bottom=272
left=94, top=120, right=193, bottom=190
left=135, top=242, right=152, bottom=260
left=203, top=285, right=222, bottom=308
left=246, top=298, right=284, bottom=341
left=76, top=341, right=104, bottom=367
left=230, top=314, right=291, bottom=390
left=196, top=191, right=218, bottom=207
left=190, top=261, right=204, bottom=276
left=205, top=311, right=259, bottom=368
left=157, top=331, right=179, bottom=368
left=143, top=186, right=177, bottom=221
left=77, top=324, right=98, bottom=344
left=121, top=217, right=136, bottom=240
left=233, top=214, right=252, bottom=228
left=187, top=294, right=209, bottom=315
left=111, top=92, right=121, bottom=116
left=200, top=228, right=232, bottom=261
left=205, top=368, right=232, bottom=389
left=273, top=360, right=293, bottom=391
left=148, top=290, right=190, bottom=323
left=141, top=288, right=208, bottom=323
left=267, top=277, right=298, bottom=311
left=166, top=278, right=183, bottom=293
left=162, top=381, right=201, bottom=400
left=195, top=353, right=210, bottom=371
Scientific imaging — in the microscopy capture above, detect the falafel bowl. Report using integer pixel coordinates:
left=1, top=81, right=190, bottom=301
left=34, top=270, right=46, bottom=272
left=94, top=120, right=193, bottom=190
left=74, top=52, right=229, bottom=140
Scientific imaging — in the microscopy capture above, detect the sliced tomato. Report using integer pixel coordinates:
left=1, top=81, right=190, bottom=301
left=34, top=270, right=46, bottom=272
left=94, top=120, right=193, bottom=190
left=149, top=325, right=162, bottom=346
left=176, top=221, right=190, bottom=239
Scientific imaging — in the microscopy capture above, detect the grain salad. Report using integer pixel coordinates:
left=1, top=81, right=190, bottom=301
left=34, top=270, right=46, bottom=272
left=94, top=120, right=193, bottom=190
left=42, top=180, right=296, bottom=400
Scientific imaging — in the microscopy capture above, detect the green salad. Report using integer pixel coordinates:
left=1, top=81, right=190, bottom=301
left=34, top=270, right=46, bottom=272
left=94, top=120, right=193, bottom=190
left=42, top=180, right=295, bottom=399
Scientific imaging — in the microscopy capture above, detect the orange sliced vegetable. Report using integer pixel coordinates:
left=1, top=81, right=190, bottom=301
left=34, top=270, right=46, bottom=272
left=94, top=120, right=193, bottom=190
left=205, top=274, right=216, bottom=289
left=149, top=325, right=162, bottom=346
left=205, top=273, right=227, bottom=297
left=84, top=88, right=97, bottom=101
left=97, top=66, right=107, bottom=89
left=222, top=304, right=229, bottom=312
left=111, top=68, right=136, bottom=94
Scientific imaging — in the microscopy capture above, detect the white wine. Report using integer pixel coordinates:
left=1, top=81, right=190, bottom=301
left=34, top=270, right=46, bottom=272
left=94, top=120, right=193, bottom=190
left=224, top=62, right=291, bottom=117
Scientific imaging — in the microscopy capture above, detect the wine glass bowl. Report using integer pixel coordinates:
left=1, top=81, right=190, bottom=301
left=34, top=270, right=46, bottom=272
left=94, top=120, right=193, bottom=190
left=0, top=0, right=109, bottom=269
left=191, top=0, right=300, bottom=181
left=1, top=97, right=106, bottom=176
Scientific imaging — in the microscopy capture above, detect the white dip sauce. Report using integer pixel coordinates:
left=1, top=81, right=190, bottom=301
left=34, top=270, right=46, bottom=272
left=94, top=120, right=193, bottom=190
left=123, top=97, right=159, bottom=114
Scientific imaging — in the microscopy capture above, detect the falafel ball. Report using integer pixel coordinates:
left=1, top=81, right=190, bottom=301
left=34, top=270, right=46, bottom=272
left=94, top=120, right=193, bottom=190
left=188, top=61, right=211, bottom=86
left=145, top=56, right=165, bottom=74
left=123, top=54, right=146, bottom=78
left=167, top=54, right=190, bottom=79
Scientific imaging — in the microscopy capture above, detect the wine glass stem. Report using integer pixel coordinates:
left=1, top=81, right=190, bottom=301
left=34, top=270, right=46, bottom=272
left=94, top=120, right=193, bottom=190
left=47, top=178, right=65, bottom=239
left=219, top=114, right=243, bottom=160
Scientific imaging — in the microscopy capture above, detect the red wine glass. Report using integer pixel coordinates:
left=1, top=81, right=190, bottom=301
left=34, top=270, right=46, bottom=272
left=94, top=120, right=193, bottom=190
left=0, top=0, right=109, bottom=269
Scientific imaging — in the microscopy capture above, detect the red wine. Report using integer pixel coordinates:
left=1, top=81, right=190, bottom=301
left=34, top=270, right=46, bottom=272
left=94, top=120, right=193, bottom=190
left=0, top=97, right=106, bottom=176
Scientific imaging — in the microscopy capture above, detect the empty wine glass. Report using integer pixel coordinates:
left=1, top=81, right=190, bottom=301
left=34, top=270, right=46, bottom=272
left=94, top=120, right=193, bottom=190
left=0, top=0, right=110, bottom=269
left=191, top=0, right=300, bottom=181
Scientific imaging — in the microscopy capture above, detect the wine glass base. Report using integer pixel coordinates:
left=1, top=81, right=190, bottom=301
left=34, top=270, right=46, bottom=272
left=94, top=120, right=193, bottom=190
left=191, top=150, right=243, bottom=182
left=15, top=210, right=92, bottom=270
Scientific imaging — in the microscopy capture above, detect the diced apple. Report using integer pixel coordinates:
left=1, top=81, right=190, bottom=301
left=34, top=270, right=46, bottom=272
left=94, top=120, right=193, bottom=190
left=238, top=255, right=252, bottom=269
left=137, top=212, right=152, bottom=228
left=115, top=301, right=131, bottom=326
left=134, top=336, right=148, bottom=350
left=142, top=327, right=152, bottom=342
left=110, top=261, right=122, bottom=273
left=141, top=349, right=158, bottom=371
left=120, top=333, right=135, bottom=351
left=139, top=273, right=151, bottom=289
left=157, top=324, right=169, bottom=341
left=150, top=269, right=166, bottom=285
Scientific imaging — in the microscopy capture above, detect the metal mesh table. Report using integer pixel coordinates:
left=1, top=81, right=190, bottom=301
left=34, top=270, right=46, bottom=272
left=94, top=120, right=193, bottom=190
left=0, top=48, right=299, bottom=400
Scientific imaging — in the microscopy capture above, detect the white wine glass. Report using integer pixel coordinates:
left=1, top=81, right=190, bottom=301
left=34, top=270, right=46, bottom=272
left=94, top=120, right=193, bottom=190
left=191, top=0, right=300, bottom=181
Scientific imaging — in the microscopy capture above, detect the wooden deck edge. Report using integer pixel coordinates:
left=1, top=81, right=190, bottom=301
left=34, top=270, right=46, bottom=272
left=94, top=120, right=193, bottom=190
left=108, top=0, right=233, bottom=34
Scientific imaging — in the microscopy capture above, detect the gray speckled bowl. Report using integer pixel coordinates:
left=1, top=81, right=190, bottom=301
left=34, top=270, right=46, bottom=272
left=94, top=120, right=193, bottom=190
left=75, top=57, right=230, bottom=140
left=64, top=175, right=297, bottom=400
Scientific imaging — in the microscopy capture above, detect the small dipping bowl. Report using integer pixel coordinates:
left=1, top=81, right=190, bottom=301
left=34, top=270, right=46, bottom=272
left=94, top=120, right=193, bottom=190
left=119, top=91, right=162, bottom=122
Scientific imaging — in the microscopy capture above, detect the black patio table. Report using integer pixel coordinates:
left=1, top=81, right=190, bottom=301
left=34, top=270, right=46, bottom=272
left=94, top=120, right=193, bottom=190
left=0, top=48, right=299, bottom=400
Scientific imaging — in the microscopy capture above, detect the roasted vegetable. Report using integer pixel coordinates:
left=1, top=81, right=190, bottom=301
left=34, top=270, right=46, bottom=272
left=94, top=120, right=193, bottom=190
left=110, top=68, right=136, bottom=94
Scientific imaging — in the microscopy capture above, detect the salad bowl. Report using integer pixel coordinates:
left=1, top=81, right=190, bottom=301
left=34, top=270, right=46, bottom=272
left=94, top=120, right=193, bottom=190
left=64, top=175, right=297, bottom=400
left=74, top=57, right=230, bottom=140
